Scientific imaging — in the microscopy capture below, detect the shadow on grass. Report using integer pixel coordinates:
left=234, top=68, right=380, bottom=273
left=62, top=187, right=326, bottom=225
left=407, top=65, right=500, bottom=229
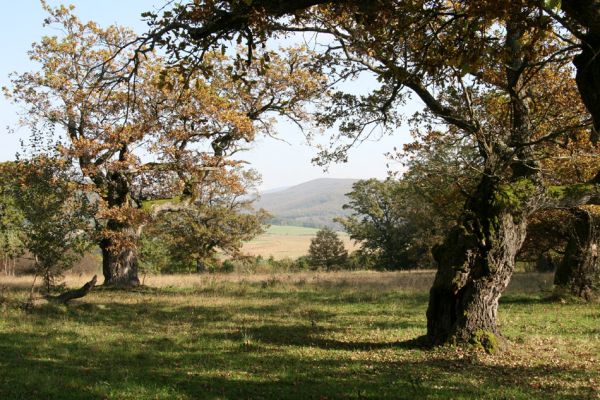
left=219, top=324, right=430, bottom=352
left=0, top=286, right=597, bottom=400
left=0, top=326, right=595, bottom=400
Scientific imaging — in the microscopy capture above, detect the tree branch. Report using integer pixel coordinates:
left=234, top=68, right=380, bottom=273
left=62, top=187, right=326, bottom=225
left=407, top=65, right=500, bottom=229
left=46, top=275, right=97, bottom=304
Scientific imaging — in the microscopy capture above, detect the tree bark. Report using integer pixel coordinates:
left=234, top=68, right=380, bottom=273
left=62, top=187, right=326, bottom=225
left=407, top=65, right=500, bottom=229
left=562, top=0, right=600, bottom=142
left=426, top=176, right=530, bottom=346
left=100, top=234, right=140, bottom=287
left=98, top=170, right=141, bottom=287
left=572, top=39, right=600, bottom=143
left=554, top=207, right=600, bottom=300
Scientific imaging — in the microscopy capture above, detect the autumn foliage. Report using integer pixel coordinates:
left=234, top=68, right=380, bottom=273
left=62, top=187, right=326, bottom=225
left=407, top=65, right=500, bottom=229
left=5, top=2, right=326, bottom=285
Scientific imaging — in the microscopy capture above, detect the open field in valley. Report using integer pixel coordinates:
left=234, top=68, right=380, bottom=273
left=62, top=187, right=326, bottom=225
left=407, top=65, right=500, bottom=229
left=242, top=225, right=359, bottom=259
left=0, top=271, right=598, bottom=400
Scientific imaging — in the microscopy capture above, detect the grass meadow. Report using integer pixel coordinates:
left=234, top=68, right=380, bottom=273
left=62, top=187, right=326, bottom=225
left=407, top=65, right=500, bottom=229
left=0, top=271, right=598, bottom=400
left=242, top=225, right=358, bottom=259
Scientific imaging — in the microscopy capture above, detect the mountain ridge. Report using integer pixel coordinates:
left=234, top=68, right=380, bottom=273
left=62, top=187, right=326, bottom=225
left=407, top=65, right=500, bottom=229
left=255, top=178, right=359, bottom=229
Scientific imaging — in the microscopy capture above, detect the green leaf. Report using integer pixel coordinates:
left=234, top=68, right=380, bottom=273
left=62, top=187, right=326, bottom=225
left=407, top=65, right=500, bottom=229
left=544, top=0, right=561, bottom=10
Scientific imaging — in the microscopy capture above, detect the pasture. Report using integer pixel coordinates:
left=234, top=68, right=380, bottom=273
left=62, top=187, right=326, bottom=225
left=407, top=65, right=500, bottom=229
left=242, top=225, right=359, bottom=259
left=0, top=271, right=598, bottom=399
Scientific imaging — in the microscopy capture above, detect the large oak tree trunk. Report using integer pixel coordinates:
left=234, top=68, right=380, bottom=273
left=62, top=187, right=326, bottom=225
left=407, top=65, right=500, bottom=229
left=563, top=0, right=600, bottom=142
left=100, top=236, right=140, bottom=286
left=98, top=170, right=141, bottom=287
left=426, top=176, right=530, bottom=346
left=554, top=207, right=600, bottom=300
left=573, top=40, right=600, bottom=143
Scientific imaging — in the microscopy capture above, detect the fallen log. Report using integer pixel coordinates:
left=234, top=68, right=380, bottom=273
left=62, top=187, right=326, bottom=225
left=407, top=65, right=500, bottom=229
left=47, top=275, right=97, bottom=304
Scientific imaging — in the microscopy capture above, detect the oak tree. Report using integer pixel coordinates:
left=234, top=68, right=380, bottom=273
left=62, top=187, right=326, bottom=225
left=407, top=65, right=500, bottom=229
left=5, top=3, right=325, bottom=286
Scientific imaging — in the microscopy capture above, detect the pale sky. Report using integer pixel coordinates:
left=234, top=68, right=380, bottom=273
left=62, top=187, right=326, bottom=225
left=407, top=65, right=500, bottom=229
left=0, top=1, right=416, bottom=191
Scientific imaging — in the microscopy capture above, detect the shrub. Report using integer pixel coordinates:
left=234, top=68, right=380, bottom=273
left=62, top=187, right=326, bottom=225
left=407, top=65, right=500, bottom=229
left=221, top=260, right=236, bottom=273
left=294, top=256, right=311, bottom=270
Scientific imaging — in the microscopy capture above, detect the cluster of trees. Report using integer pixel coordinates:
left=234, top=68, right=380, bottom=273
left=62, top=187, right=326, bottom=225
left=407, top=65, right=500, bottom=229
left=340, top=131, right=597, bottom=276
left=338, top=171, right=599, bottom=296
left=127, top=0, right=600, bottom=346
left=0, top=165, right=23, bottom=277
left=0, top=154, right=272, bottom=285
left=3, top=3, right=325, bottom=287
left=3, top=0, right=599, bottom=348
left=337, top=170, right=466, bottom=271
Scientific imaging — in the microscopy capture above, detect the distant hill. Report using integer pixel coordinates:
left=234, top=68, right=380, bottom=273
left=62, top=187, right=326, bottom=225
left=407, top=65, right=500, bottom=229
left=255, top=178, right=359, bottom=229
left=261, top=186, right=290, bottom=195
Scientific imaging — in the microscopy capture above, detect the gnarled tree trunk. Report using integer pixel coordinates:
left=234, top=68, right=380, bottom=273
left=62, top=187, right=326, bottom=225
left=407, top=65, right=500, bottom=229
left=554, top=207, right=600, bottom=300
left=426, top=176, right=531, bottom=346
left=573, top=39, right=600, bottom=144
left=563, top=0, right=600, bottom=143
left=100, top=234, right=140, bottom=287
left=97, top=169, right=141, bottom=287
left=426, top=14, right=542, bottom=347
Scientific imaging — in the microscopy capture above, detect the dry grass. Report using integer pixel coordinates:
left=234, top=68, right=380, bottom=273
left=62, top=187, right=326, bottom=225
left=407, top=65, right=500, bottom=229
left=1, top=270, right=554, bottom=295
left=142, top=270, right=433, bottom=291
left=242, top=226, right=359, bottom=259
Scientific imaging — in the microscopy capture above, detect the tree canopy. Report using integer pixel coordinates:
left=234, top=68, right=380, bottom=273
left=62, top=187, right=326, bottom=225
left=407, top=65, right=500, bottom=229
left=5, top=2, right=326, bottom=285
left=141, top=168, right=270, bottom=273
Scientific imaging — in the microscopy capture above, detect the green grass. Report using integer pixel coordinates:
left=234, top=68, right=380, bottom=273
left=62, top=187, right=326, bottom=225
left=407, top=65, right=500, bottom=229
left=0, top=272, right=598, bottom=399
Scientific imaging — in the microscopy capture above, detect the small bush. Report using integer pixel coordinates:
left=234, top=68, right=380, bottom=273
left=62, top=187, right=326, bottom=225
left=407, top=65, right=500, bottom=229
left=294, top=256, right=311, bottom=270
left=221, top=260, right=236, bottom=273
left=346, top=251, right=376, bottom=271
